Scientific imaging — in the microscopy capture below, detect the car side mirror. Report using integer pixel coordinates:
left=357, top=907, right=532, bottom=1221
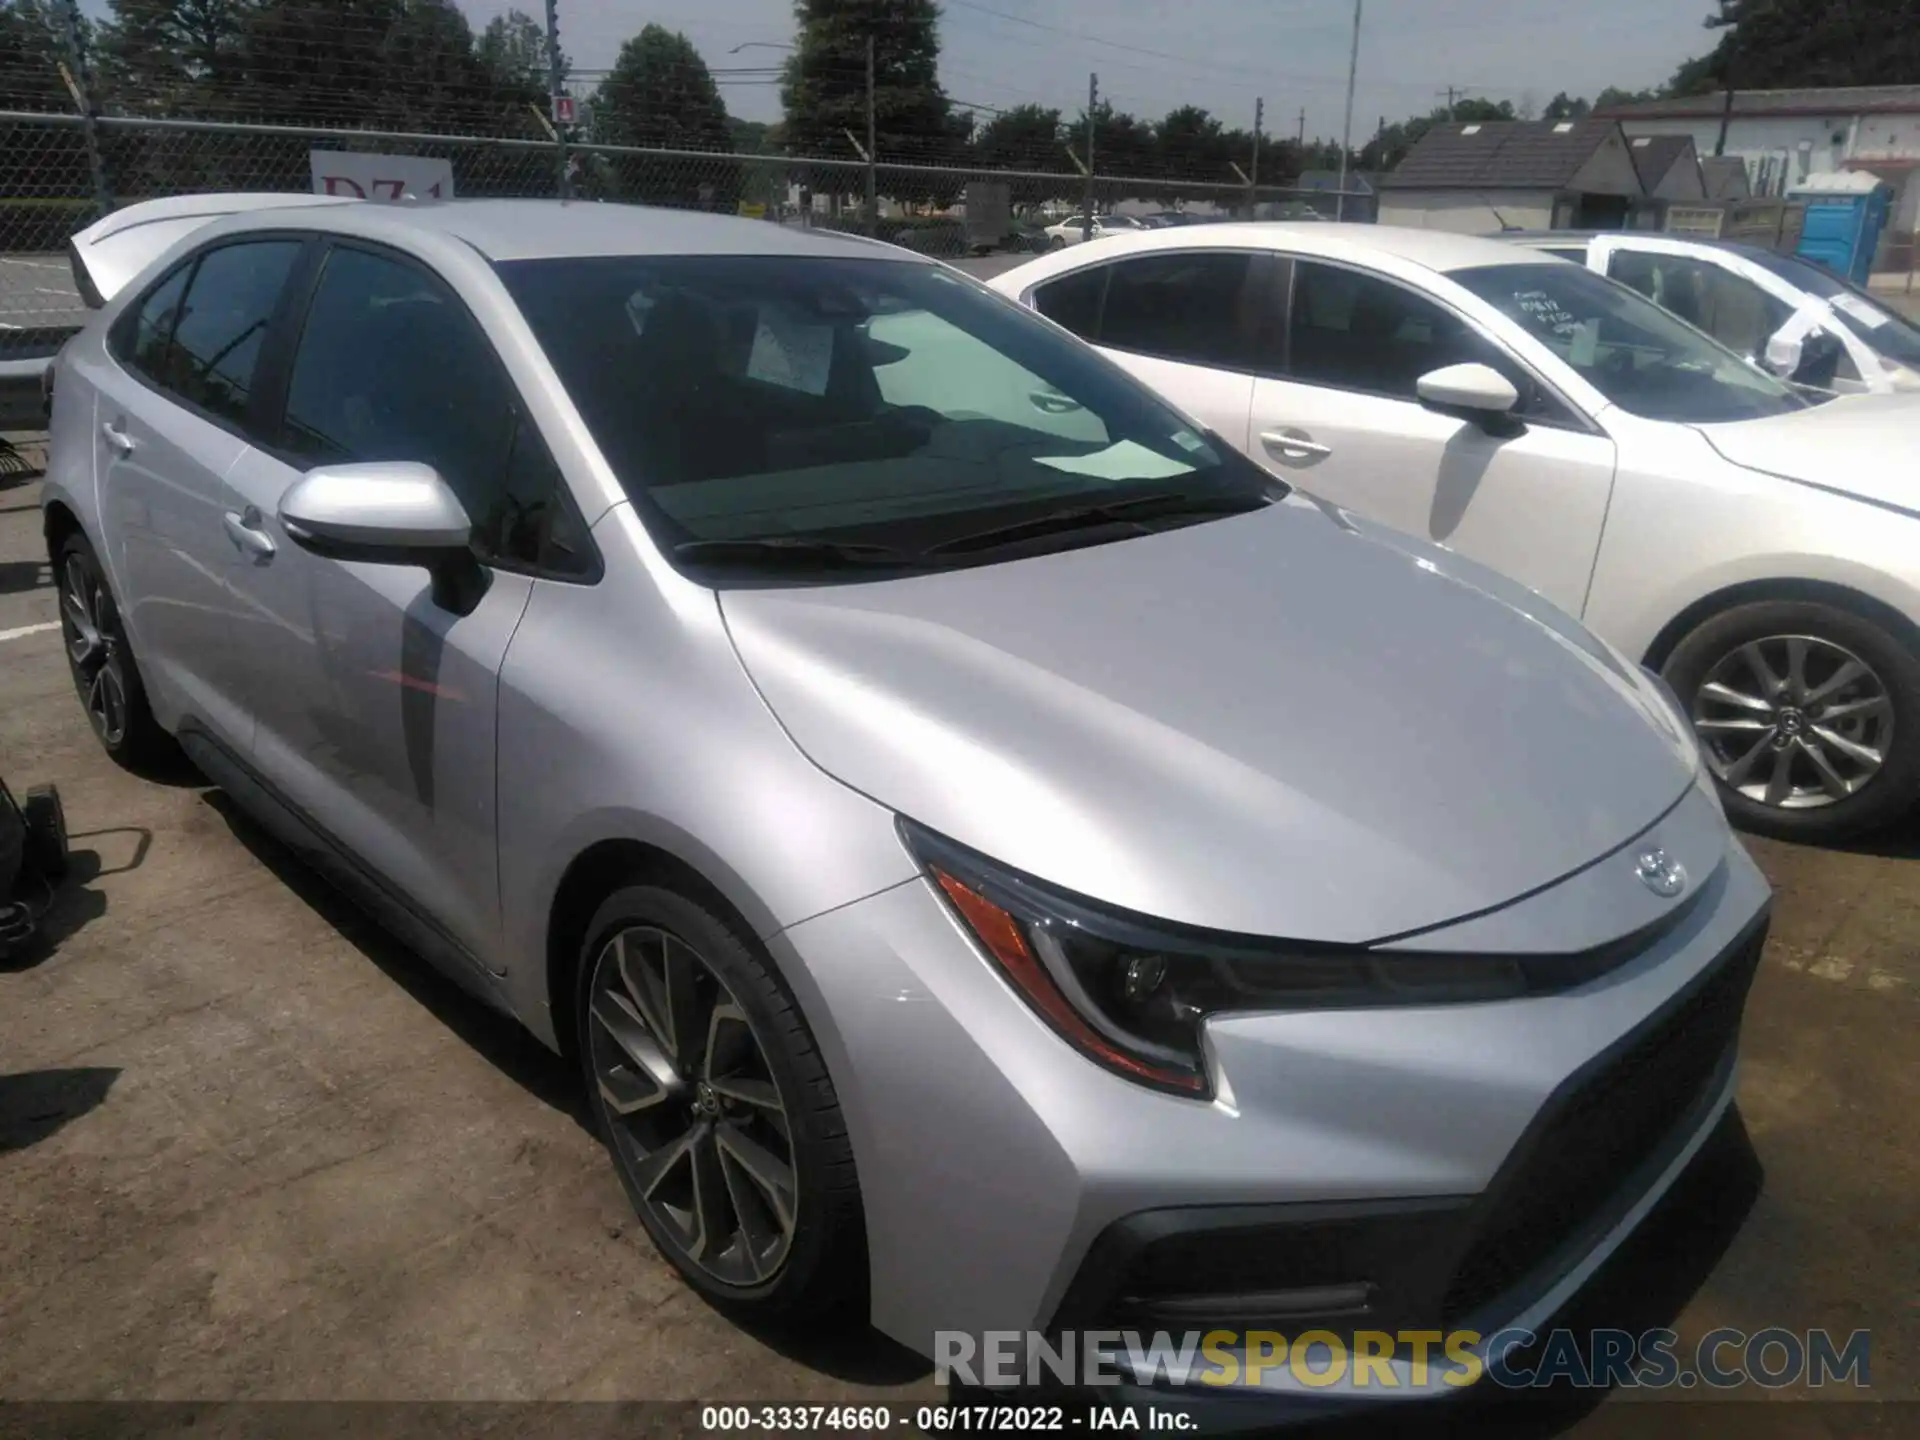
left=1415, top=363, right=1524, bottom=436
left=279, top=462, right=490, bottom=615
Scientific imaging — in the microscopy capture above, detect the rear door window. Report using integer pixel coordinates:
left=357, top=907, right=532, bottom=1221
left=163, top=241, right=304, bottom=426
left=1031, top=265, right=1108, bottom=341
left=1098, top=251, right=1261, bottom=370
left=116, top=240, right=303, bottom=430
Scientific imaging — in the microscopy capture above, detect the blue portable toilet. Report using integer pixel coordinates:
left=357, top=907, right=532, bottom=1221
left=1790, top=171, right=1893, bottom=285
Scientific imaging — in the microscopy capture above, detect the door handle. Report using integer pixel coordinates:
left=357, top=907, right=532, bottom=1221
left=101, top=420, right=136, bottom=456
left=1260, top=429, right=1334, bottom=460
left=222, top=508, right=276, bottom=561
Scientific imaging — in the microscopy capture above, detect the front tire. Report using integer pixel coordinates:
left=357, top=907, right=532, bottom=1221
left=576, top=883, right=866, bottom=1323
left=55, top=532, right=171, bottom=769
left=1662, top=599, right=1920, bottom=842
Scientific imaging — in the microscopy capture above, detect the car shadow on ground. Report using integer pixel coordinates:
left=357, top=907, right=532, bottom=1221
left=196, top=786, right=593, bottom=1136
left=0, top=558, right=47, bottom=595
left=1829, top=808, right=1920, bottom=861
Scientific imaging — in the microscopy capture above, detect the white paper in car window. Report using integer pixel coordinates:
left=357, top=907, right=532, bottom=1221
left=1568, top=319, right=1600, bottom=367
left=748, top=309, right=834, bottom=394
left=1034, top=440, right=1197, bottom=481
left=1829, top=293, right=1890, bottom=330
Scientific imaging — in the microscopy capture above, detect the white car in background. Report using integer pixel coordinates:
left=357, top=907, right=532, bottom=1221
left=1509, top=230, right=1920, bottom=397
left=1043, top=214, right=1144, bottom=248
left=991, top=224, right=1920, bottom=842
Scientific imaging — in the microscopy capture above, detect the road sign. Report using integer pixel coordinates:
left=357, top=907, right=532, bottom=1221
left=552, top=94, right=575, bottom=126
left=310, top=151, right=453, bottom=201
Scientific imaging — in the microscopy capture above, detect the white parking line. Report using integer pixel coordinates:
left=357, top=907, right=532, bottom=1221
left=0, top=620, right=60, bottom=643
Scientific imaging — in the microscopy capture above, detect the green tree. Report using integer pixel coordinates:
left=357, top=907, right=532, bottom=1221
left=1594, top=84, right=1661, bottom=109
left=1082, top=101, right=1154, bottom=178
left=0, top=0, right=73, bottom=110
left=971, top=103, right=1062, bottom=171
left=1683, top=0, right=1920, bottom=91
left=232, top=0, right=508, bottom=131
left=1155, top=105, right=1230, bottom=181
left=0, top=0, right=96, bottom=247
left=591, top=25, right=734, bottom=209
left=781, top=0, right=961, bottom=164
left=594, top=24, right=729, bottom=151
left=1543, top=92, right=1592, bottom=120
left=98, top=0, right=253, bottom=114
left=475, top=5, right=554, bottom=104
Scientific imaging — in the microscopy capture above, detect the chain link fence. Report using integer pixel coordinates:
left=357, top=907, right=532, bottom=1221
left=0, top=109, right=1364, bottom=367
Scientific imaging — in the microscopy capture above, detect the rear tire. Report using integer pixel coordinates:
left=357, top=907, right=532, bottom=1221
left=55, top=532, right=172, bottom=770
left=575, top=882, right=867, bottom=1324
left=1661, top=598, right=1920, bottom=842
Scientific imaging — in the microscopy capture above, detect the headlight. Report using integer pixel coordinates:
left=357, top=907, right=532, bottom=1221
left=902, top=820, right=1528, bottom=1099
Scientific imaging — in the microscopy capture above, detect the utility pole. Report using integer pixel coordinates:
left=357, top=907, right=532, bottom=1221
left=57, top=0, right=111, bottom=217
left=1297, top=107, right=1306, bottom=148
left=1440, top=85, right=1458, bottom=118
left=1082, top=73, right=1097, bottom=243
left=865, top=34, right=878, bottom=236
left=1336, top=0, right=1362, bottom=220
left=1249, top=97, right=1263, bottom=213
left=1714, top=77, right=1736, bottom=157
left=544, top=0, right=569, bottom=199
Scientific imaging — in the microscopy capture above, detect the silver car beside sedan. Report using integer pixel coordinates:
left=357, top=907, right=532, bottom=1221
left=41, top=198, right=1770, bottom=1411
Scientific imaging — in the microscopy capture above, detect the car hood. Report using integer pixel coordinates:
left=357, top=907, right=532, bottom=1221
left=1697, top=393, right=1920, bottom=517
left=721, top=496, right=1698, bottom=943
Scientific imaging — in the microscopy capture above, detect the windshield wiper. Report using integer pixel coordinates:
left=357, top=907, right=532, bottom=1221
left=924, top=490, right=1273, bottom=558
left=674, top=536, right=924, bottom=568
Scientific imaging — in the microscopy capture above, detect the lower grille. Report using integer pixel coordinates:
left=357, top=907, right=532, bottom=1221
left=1441, top=921, right=1766, bottom=1323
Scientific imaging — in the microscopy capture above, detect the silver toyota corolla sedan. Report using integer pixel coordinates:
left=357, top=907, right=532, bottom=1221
left=41, top=199, right=1770, bottom=1409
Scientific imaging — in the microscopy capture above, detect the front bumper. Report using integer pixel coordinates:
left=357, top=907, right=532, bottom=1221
left=769, top=782, right=1772, bottom=1378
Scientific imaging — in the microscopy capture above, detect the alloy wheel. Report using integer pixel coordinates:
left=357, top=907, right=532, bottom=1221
left=60, top=554, right=129, bottom=748
left=1690, top=634, right=1892, bottom=810
left=588, top=924, right=797, bottom=1286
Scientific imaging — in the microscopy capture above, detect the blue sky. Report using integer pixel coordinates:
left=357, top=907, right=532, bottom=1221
left=78, top=0, right=1722, bottom=141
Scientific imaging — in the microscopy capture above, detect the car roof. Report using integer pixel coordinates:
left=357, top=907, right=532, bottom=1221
left=1499, top=229, right=1786, bottom=263
left=190, top=197, right=918, bottom=265
left=1012, top=221, right=1570, bottom=276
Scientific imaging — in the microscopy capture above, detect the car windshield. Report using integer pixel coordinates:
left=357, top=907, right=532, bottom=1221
left=1451, top=261, right=1814, bottom=423
left=498, top=254, right=1277, bottom=576
left=1744, top=250, right=1920, bottom=369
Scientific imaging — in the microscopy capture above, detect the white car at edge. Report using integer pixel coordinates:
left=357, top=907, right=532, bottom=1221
left=989, top=223, right=1920, bottom=842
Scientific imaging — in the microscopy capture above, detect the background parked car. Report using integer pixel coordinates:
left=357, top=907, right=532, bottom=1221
left=996, top=223, right=1920, bottom=842
left=1043, top=214, right=1145, bottom=247
left=1508, top=231, right=1920, bottom=397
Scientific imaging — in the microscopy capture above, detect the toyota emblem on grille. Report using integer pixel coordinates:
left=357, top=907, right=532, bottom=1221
left=1635, top=848, right=1688, bottom=899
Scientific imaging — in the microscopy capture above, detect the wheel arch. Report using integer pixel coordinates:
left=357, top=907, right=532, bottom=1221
left=544, top=837, right=768, bottom=1060
left=42, top=497, right=83, bottom=563
left=1641, top=576, right=1920, bottom=673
